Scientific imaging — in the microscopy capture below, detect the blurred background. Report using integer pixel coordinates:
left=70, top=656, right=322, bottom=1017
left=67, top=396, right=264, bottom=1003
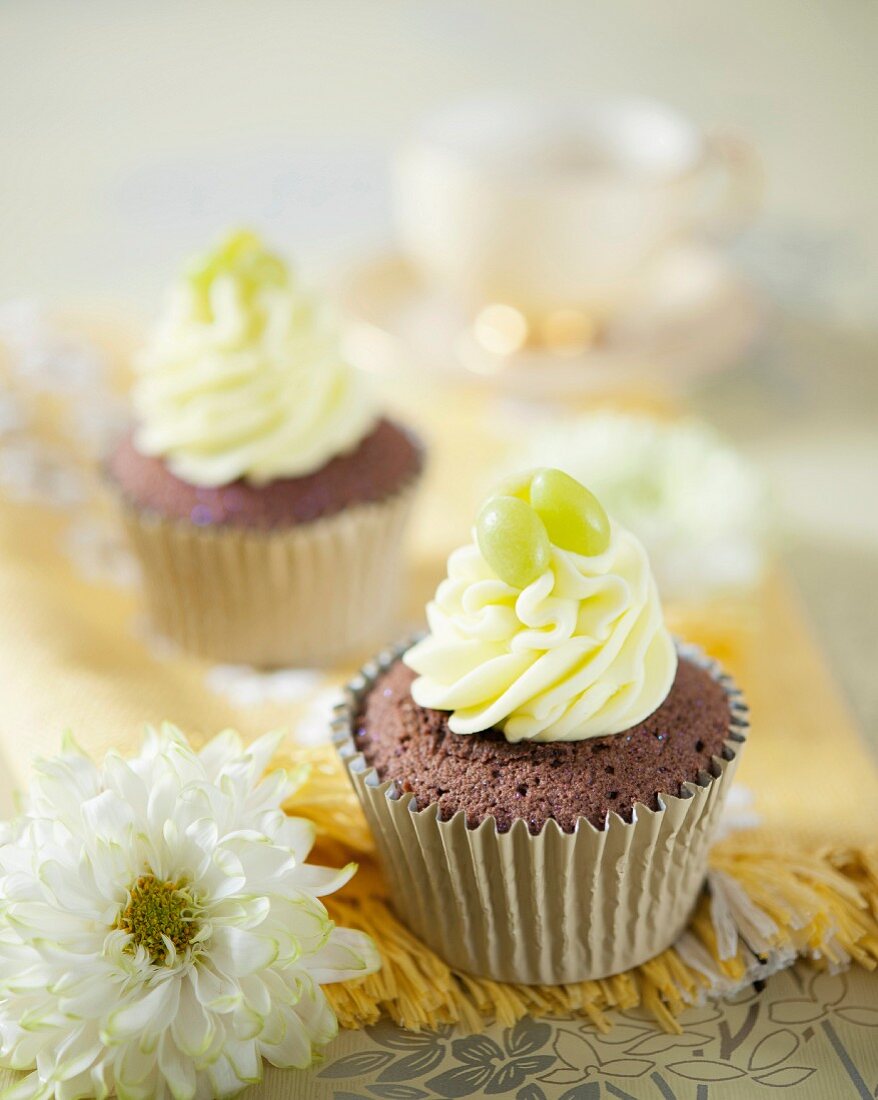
left=0, top=0, right=876, bottom=733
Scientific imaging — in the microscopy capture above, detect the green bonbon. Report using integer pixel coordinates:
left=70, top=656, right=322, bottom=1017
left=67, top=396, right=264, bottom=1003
left=476, top=495, right=551, bottom=589
left=529, top=467, right=610, bottom=556
left=187, top=229, right=287, bottom=315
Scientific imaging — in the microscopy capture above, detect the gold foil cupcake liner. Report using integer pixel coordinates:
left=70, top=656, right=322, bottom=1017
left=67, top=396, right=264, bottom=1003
left=333, top=639, right=748, bottom=985
left=116, top=480, right=420, bottom=667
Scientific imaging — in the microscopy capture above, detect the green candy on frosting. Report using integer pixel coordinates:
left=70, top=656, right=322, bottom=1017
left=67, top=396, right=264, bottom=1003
left=186, top=230, right=287, bottom=320
left=476, top=468, right=610, bottom=587
left=476, top=495, right=551, bottom=590
left=530, top=467, right=610, bottom=556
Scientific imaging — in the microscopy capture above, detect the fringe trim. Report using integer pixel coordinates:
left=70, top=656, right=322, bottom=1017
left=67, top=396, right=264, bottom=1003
left=283, top=747, right=878, bottom=1035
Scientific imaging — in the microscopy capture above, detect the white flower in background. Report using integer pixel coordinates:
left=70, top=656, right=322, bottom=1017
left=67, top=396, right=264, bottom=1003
left=509, top=411, right=770, bottom=603
left=0, top=726, right=379, bottom=1099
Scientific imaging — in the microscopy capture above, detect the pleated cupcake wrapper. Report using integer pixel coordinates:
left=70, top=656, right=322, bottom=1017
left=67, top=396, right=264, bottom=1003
left=115, top=480, right=420, bottom=667
left=333, top=638, right=749, bottom=985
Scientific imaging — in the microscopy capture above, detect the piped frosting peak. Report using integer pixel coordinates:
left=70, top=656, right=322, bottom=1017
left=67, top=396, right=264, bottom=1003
left=133, top=229, right=376, bottom=487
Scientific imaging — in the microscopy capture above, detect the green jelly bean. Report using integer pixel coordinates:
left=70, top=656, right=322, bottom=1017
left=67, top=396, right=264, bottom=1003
left=476, top=495, right=551, bottom=589
left=530, top=467, right=610, bottom=556
left=187, top=230, right=287, bottom=313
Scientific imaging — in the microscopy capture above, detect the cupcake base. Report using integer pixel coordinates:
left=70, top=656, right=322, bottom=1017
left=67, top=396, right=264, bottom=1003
left=334, top=639, right=748, bottom=984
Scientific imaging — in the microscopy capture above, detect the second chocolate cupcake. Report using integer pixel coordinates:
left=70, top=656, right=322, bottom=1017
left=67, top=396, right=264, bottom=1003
left=108, top=230, right=424, bottom=666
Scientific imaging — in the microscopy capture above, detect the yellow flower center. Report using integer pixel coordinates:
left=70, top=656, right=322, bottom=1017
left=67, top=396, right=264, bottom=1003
left=117, top=874, right=198, bottom=964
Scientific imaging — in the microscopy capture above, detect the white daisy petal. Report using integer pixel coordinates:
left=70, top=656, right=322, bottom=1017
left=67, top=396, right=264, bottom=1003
left=38, top=859, right=103, bottom=916
left=196, top=729, right=243, bottom=782
left=169, top=977, right=215, bottom=1059
left=146, top=773, right=181, bottom=837
left=205, top=1055, right=249, bottom=1099
left=103, top=982, right=175, bottom=1043
left=157, top=1032, right=197, bottom=1100
left=274, top=818, right=316, bottom=862
left=41, top=1026, right=102, bottom=1081
left=229, top=1001, right=264, bottom=1043
left=225, top=841, right=294, bottom=891
left=58, top=978, right=122, bottom=1020
left=241, top=731, right=286, bottom=783
left=288, top=861, right=358, bottom=898
left=238, top=974, right=272, bottom=1019
left=307, top=927, right=382, bottom=983
left=0, top=1072, right=51, bottom=1100
left=187, top=963, right=241, bottom=1013
left=115, top=1038, right=158, bottom=1088
left=219, top=1037, right=262, bottom=1085
left=210, top=926, right=278, bottom=977
left=259, top=1005, right=312, bottom=1070
left=287, top=982, right=338, bottom=1048
left=81, top=790, right=135, bottom=842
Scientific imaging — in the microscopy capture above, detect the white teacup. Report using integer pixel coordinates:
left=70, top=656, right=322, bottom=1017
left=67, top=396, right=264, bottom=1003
left=394, top=94, right=760, bottom=319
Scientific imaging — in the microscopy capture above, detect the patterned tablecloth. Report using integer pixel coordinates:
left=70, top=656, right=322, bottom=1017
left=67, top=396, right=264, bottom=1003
left=0, top=308, right=876, bottom=1099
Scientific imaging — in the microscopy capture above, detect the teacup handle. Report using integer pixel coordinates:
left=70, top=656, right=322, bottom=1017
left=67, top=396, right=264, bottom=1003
left=694, top=129, right=763, bottom=240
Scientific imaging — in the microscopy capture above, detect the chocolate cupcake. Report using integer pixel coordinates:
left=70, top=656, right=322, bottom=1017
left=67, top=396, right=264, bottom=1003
left=335, top=469, right=747, bottom=983
left=107, top=230, right=423, bottom=665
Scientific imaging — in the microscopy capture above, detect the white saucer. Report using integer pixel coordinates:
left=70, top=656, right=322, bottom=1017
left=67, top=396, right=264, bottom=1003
left=334, top=245, right=763, bottom=399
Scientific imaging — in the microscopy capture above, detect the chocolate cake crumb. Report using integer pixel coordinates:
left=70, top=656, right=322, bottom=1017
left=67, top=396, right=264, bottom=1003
left=355, top=657, right=731, bottom=834
left=108, top=418, right=422, bottom=529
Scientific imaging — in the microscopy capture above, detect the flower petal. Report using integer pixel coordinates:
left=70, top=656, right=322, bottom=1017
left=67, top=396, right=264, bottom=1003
left=158, top=1031, right=197, bottom=1100
left=275, top=817, right=316, bottom=861
left=170, top=973, right=216, bottom=1059
left=116, top=1038, right=157, bottom=1088
left=102, top=981, right=176, bottom=1043
left=243, top=731, right=285, bottom=783
left=221, top=1037, right=262, bottom=1084
left=197, top=729, right=243, bottom=781
left=259, top=1005, right=313, bottom=1070
left=210, top=926, right=278, bottom=977
left=188, top=963, right=242, bottom=1013
left=307, top=928, right=381, bottom=984
left=0, top=1071, right=53, bottom=1100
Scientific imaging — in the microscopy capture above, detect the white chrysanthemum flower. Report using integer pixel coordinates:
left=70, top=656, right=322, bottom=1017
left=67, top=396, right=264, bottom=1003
left=509, top=411, right=770, bottom=603
left=0, top=725, right=380, bottom=1099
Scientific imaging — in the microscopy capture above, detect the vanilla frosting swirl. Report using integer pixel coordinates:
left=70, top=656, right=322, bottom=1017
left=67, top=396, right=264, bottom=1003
left=133, top=232, right=376, bottom=487
left=404, top=520, right=677, bottom=742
